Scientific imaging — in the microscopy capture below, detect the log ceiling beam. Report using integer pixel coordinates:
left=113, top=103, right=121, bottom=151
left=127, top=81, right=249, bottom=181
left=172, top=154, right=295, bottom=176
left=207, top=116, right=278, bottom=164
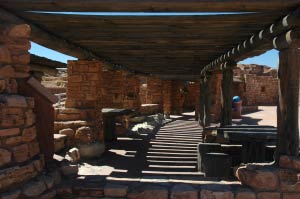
left=0, top=8, right=124, bottom=71
left=201, top=8, right=300, bottom=76
left=0, top=0, right=299, bottom=12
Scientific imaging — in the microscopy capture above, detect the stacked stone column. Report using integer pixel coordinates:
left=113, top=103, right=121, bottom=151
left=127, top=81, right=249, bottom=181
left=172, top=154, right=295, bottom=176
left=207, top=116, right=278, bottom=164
left=0, top=24, right=57, bottom=198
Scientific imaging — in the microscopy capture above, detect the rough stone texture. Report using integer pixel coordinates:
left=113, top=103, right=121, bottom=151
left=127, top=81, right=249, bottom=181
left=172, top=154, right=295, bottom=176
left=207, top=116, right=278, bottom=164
left=279, top=155, right=300, bottom=170
left=236, top=164, right=279, bottom=191
left=201, top=190, right=234, bottom=199
left=127, top=185, right=168, bottom=199
left=0, top=148, right=12, bottom=166
left=233, top=64, right=278, bottom=106
left=104, top=183, right=128, bottom=197
left=235, top=189, right=256, bottom=199
left=282, top=193, right=300, bottom=199
left=75, top=126, right=96, bottom=144
left=257, top=192, right=280, bottom=199
left=139, top=76, right=163, bottom=105
left=170, top=184, right=197, bottom=199
left=22, top=179, right=46, bottom=197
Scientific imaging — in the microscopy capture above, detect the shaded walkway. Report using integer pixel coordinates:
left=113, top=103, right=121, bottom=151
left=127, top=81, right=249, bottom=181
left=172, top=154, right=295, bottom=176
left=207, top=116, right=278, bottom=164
left=79, top=114, right=205, bottom=182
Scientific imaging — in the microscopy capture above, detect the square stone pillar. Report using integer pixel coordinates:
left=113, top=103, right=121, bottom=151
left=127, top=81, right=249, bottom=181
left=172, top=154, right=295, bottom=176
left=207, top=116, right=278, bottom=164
left=162, top=80, right=172, bottom=117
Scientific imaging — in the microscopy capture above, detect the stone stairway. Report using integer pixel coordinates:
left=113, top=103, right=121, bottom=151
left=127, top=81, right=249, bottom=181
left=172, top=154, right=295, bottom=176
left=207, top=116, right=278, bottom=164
left=144, top=117, right=203, bottom=175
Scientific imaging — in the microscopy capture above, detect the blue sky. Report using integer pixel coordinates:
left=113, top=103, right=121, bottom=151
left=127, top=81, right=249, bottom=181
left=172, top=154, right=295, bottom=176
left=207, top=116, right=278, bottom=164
left=29, top=42, right=279, bottom=68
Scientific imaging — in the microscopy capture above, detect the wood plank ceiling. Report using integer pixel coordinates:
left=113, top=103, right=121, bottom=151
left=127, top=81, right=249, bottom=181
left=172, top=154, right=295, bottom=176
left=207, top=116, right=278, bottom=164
left=1, top=1, right=300, bottom=77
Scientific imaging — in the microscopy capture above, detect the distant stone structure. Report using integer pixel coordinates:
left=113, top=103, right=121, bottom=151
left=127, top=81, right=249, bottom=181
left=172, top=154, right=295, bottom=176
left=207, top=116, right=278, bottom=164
left=233, top=64, right=278, bottom=106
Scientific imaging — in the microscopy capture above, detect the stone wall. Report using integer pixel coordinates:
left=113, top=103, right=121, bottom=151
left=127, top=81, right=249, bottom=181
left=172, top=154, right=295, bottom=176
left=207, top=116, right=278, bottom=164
left=233, top=64, right=278, bottom=106
left=140, top=76, right=163, bottom=105
left=244, top=74, right=278, bottom=106
left=103, top=70, right=141, bottom=110
left=0, top=24, right=58, bottom=199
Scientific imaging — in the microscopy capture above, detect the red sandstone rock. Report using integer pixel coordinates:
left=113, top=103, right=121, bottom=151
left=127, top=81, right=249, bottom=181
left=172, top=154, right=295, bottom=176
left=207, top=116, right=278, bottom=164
left=39, top=189, right=57, bottom=199
left=127, top=185, right=168, bottom=199
left=236, top=164, right=279, bottom=191
left=6, top=24, right=31, bottom=39
left=257, top=192, right=280, bottom=199
left=104, top=183, right=128, bottom=197
left=201, top=190, right=234, bottom=199
left=28, top=141, right=40, bottom=157
left=0, top=79, right=5, bottom=92
left=170, top=184, right=197, bottom=199
left=279, top=155, right=300, bottom=170
left=282, top=193, right=300, bottom=199
left=22, top=126, right=37, bottom=142
left=25, top=110, right=35, bottom=127
left=0, top=148, right=12, bottom=166
left=0, top=128, right=20, bottom=137
left=75, top=126, right=96, bottom=144
left=4, top=136, right=22, bottom=146
left=0, top=47, right=11, bottom=64
left=235, top=189, right=256, bottom=199
left=12, top=143, right=29, bottom=163
left=0, top=95, right=27, bottom=107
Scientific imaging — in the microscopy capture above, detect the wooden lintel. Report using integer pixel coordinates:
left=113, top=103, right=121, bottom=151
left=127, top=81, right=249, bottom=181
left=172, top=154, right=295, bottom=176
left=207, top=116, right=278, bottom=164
left=202, top=8, right=300, bottom=74
left=273, top=30, right=300, bottom=50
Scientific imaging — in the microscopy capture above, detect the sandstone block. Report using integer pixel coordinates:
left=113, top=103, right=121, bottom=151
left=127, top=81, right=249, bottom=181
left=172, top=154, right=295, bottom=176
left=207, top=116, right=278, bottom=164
left=127, top=185, right=168, bottom=199
left=104, top=183, right=128, bottom=197
left=28, top=141, right=40, bottom=157
left=6, top=24, right=31, bottom=38
left=59, top=128, right=75, bottom=137
left=48, top=169, right=61, bottom=185
left=12, top=53, right=30, bottom=64
left=12, top=143, right=29, bottom=163
left=257, top=192, right=280, bottom=199
left=26, top=97, right=35, bottom=108
left=32, top=156, right=45, bottom=172
left=25, top=110, right=35, bottom=127
left=4, top=136, right=22, bottom=146
left=0, top=95, right=27, bottom=107
left=0, top=79, right=5, bottom=93
left=235, top=190, right=256, bottom=199
left=22, top=126, right=37, bottom=142
left=0, top=47, right=11, bottom=64
left=75, top=126, right=96, bottom=144
left=54, top=134, right=67, bottom=153
left=170, top=184, right=197, bottom=199
left=283, top=193, right=300, bottom=199
left=22, top=179, right=46, bottom=197
left=0, top=128, right=20, bottom=137
left=279, top=155, right=300, bottom=170
left=201, top=190, right=234, bottom=199
left=0, top=148, right=12, bottom=167
left=236, top=164, right=279, bottom=191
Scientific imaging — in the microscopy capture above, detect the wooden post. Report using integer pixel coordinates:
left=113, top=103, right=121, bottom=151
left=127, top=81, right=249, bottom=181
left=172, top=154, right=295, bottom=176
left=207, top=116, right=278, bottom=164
left=220, top=62, right=235, bottom=127
left=198, top=78, right=205, bottom=127
left=276, top=48, right=300, bottom=159
left=274, top=30, right=300, bottom=162
left=203, top=73, right=212, bottom=127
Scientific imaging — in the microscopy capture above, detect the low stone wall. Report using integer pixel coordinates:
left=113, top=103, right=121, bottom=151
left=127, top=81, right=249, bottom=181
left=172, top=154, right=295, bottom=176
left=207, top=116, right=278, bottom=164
left=55, top=155, right=300, bottom=199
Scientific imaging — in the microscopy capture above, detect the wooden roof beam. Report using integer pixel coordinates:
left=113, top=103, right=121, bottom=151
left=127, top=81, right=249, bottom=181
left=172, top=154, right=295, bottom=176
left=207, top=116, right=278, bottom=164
left=0, top=8, right=119, bottom=70
left=202, top=7, right=300, bottom=75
